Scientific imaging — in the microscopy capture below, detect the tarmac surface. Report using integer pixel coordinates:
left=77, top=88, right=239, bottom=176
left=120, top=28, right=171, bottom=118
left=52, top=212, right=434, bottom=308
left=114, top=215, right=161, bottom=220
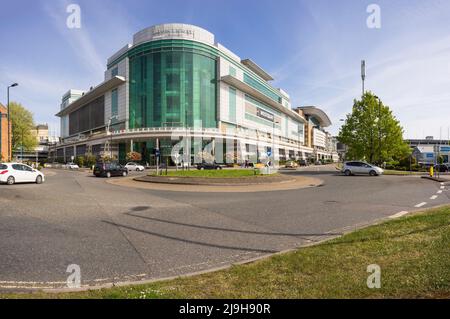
left=0, top=165, right=448, bottom=290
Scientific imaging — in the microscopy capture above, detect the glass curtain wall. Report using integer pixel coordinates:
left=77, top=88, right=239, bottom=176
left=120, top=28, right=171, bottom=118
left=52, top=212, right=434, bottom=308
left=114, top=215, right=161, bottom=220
left=129, top=49, right=217, bottom=129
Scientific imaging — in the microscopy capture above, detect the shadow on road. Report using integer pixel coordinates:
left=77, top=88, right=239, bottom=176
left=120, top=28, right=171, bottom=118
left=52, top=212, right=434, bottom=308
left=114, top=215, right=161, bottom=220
left=102, top=219, right=279, bottom=253
left=124, top=212, right=343, bottom=238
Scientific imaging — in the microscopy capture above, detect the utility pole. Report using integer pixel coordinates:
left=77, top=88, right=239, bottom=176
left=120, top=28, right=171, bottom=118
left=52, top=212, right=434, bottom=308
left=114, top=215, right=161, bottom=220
left=361, top=60, right=366, bottom=97
left=378, top=97, right=382, bottom=164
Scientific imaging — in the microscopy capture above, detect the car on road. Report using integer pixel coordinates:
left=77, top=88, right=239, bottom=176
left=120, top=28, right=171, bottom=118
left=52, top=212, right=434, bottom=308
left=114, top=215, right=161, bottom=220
left=285, top=161, right=299, bottom=168
left=124, top=162, right=145, bottom=172
left=298, top=159, right=308, bottom=167
left=65, top=162, right=79, bottom=170
left=0, top=163, right=45, bottom=185
left=342, top=161, right=384, bottom=176
left=196, top=162, right=222, bottom=170
left=434, top=163, right=449, bottom=173
left=93, top=161, right=128, bottom=178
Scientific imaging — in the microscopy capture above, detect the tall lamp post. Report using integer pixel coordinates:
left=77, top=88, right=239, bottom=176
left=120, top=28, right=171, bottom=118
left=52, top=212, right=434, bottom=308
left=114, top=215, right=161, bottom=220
left=106, top=115, right=118, bottom=159
left=270, top=119, right=280, bottom=174
left=361, top=60, right=366, bottom=97
left=7, top=83, right=19, bottom=161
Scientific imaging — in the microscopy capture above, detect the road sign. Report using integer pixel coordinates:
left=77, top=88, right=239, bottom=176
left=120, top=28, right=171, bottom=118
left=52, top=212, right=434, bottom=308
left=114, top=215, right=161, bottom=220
left=155, top=148, right=160, bottom=157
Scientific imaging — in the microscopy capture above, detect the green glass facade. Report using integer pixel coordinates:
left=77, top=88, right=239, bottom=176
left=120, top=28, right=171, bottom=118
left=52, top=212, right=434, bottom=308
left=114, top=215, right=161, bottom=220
left=129, top=46, right=217, bottom=129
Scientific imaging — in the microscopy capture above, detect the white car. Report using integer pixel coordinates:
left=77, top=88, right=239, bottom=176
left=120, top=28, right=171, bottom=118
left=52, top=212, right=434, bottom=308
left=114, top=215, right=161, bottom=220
left=342, top=161, right=384, bottom=176
left=0, top=163, right=45, bottom=185
left=65, top=162, right=80, bottom=170
left=124, top=162, right=145, bottom=172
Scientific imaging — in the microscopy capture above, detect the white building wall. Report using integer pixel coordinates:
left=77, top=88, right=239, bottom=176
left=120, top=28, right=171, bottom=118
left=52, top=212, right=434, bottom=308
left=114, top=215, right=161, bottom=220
left=313, top=128, right=327, bottom=148
left=104, top=58, right=128, bottom=128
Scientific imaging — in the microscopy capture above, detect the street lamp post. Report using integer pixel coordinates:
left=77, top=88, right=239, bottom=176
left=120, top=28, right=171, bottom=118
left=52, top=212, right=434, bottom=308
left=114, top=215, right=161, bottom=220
left=361, top=60, right=366, bottom=97
left=270, top=119, right=280, bottom=174
left=7, top=83, right=18, bottom=161
left=106, top=115, right=118, bottom=159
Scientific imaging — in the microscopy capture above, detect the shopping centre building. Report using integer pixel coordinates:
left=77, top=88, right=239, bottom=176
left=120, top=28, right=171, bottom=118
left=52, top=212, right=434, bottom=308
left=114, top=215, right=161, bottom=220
left=53, top=23, right=337, bottom=165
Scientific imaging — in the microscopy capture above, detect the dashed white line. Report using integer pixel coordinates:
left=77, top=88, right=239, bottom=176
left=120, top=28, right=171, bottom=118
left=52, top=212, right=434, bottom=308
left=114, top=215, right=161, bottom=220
left=389, top=211, right=409, bottom=219
left=430, top=195, right=438, bottom=200
left=440, top=186, right=445, bottom=189
left=415, top=202, right=427, bottom=208
left=437, top=190, right=443, bottom=194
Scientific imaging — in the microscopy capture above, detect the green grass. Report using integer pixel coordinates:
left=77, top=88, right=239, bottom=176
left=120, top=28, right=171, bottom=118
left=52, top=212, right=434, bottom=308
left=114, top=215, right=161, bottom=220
left=3, top=206, right=450, bottom=299
left=151, top=169, right=274, bottom=178
left=383, top=169, right=427, bottom=176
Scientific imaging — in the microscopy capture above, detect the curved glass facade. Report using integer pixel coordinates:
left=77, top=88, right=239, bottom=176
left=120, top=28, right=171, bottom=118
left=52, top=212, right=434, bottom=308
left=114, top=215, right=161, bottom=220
left=129, top=46, right=217, bottom=129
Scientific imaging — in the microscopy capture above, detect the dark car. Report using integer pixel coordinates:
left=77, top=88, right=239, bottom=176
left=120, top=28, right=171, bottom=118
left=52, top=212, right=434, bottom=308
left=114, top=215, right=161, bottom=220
left=196, top=162, right=222, bottom=170
left=434, top=164, right=449, bottom=173
left=93, top=161, right=128, bottom=178
left=299, top=159, right=308, bottom=166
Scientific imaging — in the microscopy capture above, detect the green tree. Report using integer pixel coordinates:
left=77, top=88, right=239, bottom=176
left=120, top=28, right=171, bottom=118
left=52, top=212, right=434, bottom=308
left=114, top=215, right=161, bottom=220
left=10, top=102, right=37, bottom=152
left=338, top=92, right=410, bottom=164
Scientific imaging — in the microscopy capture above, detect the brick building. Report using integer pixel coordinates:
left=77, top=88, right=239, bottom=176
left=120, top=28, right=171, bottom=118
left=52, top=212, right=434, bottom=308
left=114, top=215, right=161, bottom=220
left=0, top=103, right=11, bottom=161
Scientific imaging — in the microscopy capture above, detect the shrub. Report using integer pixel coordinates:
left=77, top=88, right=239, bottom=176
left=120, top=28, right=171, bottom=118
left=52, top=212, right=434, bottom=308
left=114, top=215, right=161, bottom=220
left=74, top=156, right=84, bottom=167
left=84, top=153, right=97, bottom=168
left=126, top=151, right=142, bottom=162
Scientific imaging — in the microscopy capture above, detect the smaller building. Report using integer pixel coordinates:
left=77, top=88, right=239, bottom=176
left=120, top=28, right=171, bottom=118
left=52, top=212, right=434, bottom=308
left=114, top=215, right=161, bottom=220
left=14, top=124, right=58, bottom=163
left=0, top=103, right=11, bottom=161
left=294, top=106, right=338, bottom=162
left=406, top=138, right=450, bottom=165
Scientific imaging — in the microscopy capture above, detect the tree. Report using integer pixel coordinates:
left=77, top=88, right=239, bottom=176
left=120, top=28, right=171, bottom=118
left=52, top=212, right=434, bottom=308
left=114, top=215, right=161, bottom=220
left=9, top=102, right=37, bottom=152
left=338, top=92, right=410, bottom=164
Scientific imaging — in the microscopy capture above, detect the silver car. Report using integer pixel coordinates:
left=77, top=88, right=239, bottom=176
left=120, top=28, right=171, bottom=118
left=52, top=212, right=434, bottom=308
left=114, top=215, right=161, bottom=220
left=342, top=161, right=384, bottom=176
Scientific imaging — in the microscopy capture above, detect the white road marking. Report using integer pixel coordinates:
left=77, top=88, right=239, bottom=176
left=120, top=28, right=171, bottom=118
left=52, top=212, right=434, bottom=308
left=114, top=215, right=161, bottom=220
left=440, top=186, right=445, bottom=189
left=389, top=211, right=409, bottom=219
left=430, top=195, right=438, bottom=200
left=437, top=190, right=443, bottom=194
left=415, top=202, right=427, bottom=208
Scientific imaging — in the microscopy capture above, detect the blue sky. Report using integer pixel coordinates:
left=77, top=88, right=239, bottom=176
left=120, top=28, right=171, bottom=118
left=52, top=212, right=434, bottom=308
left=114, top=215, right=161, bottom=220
left=1, top=0, right=450, bottom=139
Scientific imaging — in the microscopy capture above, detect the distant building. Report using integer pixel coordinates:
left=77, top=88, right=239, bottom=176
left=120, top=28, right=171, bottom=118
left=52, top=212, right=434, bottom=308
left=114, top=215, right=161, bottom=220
left=14, top=123, right=58, bottom=163
left=294, top=106, right=338, bottom=162
left=0, top=103, right=11, bottom=161
left=406, top=138, right=450, bottom=165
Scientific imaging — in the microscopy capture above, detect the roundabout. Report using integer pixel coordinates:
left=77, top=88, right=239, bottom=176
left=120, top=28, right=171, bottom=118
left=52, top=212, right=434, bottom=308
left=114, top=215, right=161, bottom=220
left=0, top=166, right=447, bottom=291
left=107, top=172, right=323, bottom=192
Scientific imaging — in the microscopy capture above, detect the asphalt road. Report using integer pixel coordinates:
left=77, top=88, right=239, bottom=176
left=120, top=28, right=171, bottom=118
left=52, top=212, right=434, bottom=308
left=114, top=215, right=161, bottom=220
left=0, top=166, right=448, bottom=290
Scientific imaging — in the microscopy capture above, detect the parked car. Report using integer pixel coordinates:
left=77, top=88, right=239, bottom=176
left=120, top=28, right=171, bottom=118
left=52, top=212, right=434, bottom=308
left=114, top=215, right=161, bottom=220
left=65, top=162, right=79, bottom=170
left=342, top=161, right=384, bottom=176
left=285, top=161, right=299, bottom=168
left=0, top=163, right=45, bottom=185
left=196, top=162, right=222, bottom=170
left=124, top=162, right=145, bottom=172
left=315, top=160, right=323, bottom=165
left=434, top=163, right=449, bottom=173
left=93, top=161, right=128, bottom=178
left=298, top=159, right=308, bottom=167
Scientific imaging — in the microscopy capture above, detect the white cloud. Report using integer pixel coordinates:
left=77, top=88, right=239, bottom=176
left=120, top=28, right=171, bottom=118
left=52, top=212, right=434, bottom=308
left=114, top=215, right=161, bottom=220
left=43, top=0, right=105, bottom=76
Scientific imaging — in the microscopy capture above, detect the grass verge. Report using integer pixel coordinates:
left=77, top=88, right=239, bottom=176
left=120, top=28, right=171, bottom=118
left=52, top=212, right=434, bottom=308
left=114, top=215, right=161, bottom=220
left=3, top=206, right=449, bottom=299
left=151, top=169, right=275, bottom=178
left=383, top=170, right=427, bottom=176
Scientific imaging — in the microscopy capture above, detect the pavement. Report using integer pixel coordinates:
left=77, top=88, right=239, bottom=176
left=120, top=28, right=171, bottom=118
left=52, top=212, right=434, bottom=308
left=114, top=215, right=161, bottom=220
left=0, top=165, right=448, bottom=291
